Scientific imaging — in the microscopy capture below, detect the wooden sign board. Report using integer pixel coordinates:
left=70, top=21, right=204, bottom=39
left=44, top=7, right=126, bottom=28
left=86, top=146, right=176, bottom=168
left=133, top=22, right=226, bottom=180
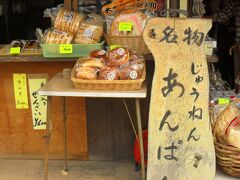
left=143, top=18, right=215, bottom=180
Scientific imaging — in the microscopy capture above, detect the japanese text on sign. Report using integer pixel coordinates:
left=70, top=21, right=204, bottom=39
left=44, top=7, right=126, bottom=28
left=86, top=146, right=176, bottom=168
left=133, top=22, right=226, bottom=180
left=28, top=78, right=47, bottom=130
left=150, top=26, right=205, bottom=46
left=13, top=74, right=29, bottom=109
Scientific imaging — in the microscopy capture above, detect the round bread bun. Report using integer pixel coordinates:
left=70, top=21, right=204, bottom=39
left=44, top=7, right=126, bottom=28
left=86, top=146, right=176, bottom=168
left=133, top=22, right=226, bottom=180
left=89, top=50, right=107, bottom=61
left=81, top=58, right=105, bottom=68
left=108, top=47, right=130, bottom=66
left=76, top=66, right=97, bottom=80
left=99, top=66, right=119, bottom=80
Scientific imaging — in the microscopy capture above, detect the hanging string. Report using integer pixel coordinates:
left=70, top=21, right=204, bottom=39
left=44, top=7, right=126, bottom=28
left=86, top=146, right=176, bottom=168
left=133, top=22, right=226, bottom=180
left=123, top=99, right=140, bottom=144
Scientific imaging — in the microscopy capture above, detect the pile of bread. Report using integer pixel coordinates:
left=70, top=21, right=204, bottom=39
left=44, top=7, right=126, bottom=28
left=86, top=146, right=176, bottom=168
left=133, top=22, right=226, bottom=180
left=75, top=47, right=145, bottom=80
left=213, top=100, right=240, bottom=148
left=45, top=9, right=104, bottom=44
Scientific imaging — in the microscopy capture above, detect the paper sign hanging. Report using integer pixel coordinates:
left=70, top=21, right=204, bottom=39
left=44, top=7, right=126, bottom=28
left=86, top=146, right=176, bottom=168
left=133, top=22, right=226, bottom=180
left=13, top=74, right=29, bottom=109
left=28, top=75, right=48, bottom=130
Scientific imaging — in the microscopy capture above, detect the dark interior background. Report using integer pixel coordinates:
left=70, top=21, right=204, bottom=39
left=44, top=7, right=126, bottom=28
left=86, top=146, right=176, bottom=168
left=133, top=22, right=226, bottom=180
left=0, top=0, right=63, bottom=44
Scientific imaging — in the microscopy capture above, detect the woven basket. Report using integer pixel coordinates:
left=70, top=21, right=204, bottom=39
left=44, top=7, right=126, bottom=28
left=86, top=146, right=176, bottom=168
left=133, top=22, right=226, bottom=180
left=214, top=138, right=240, bottom=177
left=71, top=60, right=146, bottom=91
left=212, top=101, right=240, bottom=177
left=105, top=34, right=150, bottom=55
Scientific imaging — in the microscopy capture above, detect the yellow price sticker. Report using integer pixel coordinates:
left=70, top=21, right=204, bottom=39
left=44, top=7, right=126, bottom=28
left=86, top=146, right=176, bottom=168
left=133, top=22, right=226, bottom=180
left=110, top=45, right=122, bottom=50
left=10, top=47, right=21, bottom=54
left=119, top=22, right=133, bottom=32
left=59, top=44, right=73, bottom=54
left=218, top=98, right=230, bottom=105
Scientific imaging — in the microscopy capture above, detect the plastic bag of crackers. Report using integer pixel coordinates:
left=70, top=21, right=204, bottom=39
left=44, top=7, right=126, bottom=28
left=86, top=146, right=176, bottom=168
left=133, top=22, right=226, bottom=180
left=43, top=8, right=104, bottom=45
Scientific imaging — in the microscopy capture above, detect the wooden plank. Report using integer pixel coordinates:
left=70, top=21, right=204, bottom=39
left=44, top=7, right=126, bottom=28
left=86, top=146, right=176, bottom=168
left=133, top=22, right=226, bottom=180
left=86, top=60, right=154, bottom=161
left=0, top=61, right=87, bottom=159
left=143, top=18, right=215, bottom=180
left=72, top=0, right=79, bottom=11
left=64, top=0, right=71, bottom=10
left=64, top=0, right=78, bottom=11
left=180, top=0, right=188, bottom=18
left=86, top=98, right=137, bottom=161
left=0, top=56, right=78, bottom=63
left=0, top=45, right=42, bottom=57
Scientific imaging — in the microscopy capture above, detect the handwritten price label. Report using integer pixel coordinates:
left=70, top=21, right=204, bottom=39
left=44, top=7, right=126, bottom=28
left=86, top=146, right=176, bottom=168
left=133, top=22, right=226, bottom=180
left=119, top=22, right=133, bottom=32
left=218, top=98, right=230, bottom=105
left=10, top=47, right=21, bottom=54
left=59, top=44, right=73, bottom=54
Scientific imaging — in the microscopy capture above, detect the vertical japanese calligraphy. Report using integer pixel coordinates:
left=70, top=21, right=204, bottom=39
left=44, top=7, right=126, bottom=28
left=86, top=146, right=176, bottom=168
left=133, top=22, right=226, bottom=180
left=13, top=74, right=29, bottom=109
left=143, top=18, right=215, bottom=180
left=28, top=75, right=48, bottom=130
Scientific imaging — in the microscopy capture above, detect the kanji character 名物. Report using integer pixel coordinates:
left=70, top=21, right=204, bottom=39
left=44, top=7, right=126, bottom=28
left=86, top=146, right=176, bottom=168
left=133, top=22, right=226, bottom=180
left=183, top=27, right=204, bottom=46
left=159, top=26, right=178, bottom=43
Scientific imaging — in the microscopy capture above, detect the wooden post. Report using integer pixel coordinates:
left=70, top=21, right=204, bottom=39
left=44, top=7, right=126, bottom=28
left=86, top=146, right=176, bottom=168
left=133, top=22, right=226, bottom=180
left=180, top=0, right=188, bottom=17
left=64, top=0, right=78, bottom=11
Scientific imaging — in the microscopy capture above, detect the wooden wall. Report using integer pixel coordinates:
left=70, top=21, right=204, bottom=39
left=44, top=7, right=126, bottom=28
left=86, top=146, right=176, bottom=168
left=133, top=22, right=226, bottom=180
left=86, top=60, right=154, bottom=161
left=0, top=61, right=87, bottom=159
left=0, top=60, right=154, bottom=161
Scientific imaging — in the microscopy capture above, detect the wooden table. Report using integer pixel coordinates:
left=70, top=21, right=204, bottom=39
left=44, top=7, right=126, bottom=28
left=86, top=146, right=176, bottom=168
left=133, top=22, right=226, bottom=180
left=38, top=73, right=147, bottom=180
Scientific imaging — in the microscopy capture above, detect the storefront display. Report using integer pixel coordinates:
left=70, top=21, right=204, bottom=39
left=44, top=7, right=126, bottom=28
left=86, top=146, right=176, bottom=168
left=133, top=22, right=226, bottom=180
left=0, top=0, right=240, bottom=180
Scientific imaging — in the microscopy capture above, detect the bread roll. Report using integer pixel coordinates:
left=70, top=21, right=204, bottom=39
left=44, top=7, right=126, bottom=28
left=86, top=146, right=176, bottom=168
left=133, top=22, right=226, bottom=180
left=225, top=116, right=240, bottom=148
left=108, top=47, right=129, bottom=66
left=81, top=58, right=105, bottom=68
left=89, top=50, right=108, bottom=61
left=119, top=59, right=144, bottom=80
left=76, top=66, right=98, bottom=80
left=213, top=101, right=240, bottom=144
left=99, top=66, right=119, bottom=80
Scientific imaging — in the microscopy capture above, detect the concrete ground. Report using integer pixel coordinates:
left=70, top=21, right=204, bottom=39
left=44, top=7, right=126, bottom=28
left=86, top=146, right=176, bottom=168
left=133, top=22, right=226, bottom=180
left=0, top=159, right=238, bottom=180
left=0, top=159, right=141, bottom=180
